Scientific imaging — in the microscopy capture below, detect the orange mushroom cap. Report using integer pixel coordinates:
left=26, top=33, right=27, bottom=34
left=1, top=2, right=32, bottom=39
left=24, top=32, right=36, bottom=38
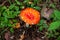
left=19, top=8, right=40, bottom=25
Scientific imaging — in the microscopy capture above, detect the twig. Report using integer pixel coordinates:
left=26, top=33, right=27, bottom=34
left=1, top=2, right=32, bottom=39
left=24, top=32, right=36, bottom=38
left=1, top=0, right=7, bottom=6
left=0, top=27, right=9, bottom=35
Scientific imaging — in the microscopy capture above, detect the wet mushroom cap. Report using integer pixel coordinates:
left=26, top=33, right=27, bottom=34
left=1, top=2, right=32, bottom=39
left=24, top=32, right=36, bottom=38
left=19, top=8, right=40, bottom=25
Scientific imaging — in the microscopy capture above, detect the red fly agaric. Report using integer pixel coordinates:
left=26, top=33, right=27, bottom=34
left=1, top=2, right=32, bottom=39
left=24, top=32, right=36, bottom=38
left=19, top=8, right=40, bottom=25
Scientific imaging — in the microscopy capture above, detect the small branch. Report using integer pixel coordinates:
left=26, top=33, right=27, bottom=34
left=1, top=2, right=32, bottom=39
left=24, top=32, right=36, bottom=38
left=1, top=0, right=7, bottom=6
left=0, top=27, right=9, bottom=35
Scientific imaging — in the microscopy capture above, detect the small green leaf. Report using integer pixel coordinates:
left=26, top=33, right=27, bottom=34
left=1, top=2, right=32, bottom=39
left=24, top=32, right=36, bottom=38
left=49, top=3, right=56, bottom=8
left=10, top=28, right=14, bottom=33
left=15, top=0, right=20, bottom=5
left=0, top=6, right=7, bottom=13
left=39, top=26, right=43, bottom=31
left=33, top=6, right=41, bottom=10
left=37, top=19, right=45, bottom=26
left=2, top=6, right=7, bottom=10
left=54, top=10, right=60, bottom=20
left=9, top=4, right=15, bottom=10
left=14, top=6, right=19, bottom=11
left=48, top=21, right=60, bottom=31
left=30, top=3, right=35, bottom=7
left=33, top=0, right=38, bottom=4
left=23, top=0, right=30, bottom=3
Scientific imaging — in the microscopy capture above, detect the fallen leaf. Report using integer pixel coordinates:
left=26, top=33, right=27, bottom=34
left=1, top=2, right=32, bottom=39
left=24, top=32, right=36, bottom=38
left=41, top=8, right=53, bottom=20
left=4, top=31, right=10, bottom=40
left=13, top=23, right=20, bottom=29
left=19, top=31, right=25, bottom=40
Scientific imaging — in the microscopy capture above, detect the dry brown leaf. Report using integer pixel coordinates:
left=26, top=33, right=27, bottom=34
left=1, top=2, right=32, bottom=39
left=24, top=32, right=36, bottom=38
left=13, top=23, right=20, bottom=29
left=19, top=31, right=25, bottom=40
left=4, top=31, right=10, bottom=40
left=41, top=8, right=53, bottom=20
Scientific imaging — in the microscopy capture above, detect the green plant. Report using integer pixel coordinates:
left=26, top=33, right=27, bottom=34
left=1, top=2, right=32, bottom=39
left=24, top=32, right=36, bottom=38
left=37, top=19, right=48, bottom=31
left=0, top=3, right=20, bottom=33
left=47, top=10, right=60, bottom=38
left=48, top=21, right=60, bottom=31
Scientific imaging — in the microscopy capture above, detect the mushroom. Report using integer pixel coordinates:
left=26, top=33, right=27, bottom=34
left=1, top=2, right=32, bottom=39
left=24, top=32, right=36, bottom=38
left=19, top=8, right=40, bottom=27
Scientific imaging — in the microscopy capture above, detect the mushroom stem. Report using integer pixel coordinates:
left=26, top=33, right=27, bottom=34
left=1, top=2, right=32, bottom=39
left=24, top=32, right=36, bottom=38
left=26, top=23, right=29, bottom=27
